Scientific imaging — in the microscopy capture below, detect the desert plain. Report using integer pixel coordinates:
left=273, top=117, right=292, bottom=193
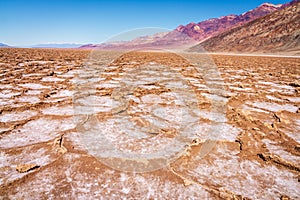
left=0, top=48, right=299, bottom=199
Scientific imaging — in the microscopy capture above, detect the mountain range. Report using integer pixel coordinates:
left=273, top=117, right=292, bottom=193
left=0, top=43, right=85, bottom=48
left=80, top=0, right=299, bottom=55
left=27, top=43, right=84, bottom=48
left=190, top=0, right=300, bottom=54
left=0, top=43, right=9, bottom=48
left=172, top=2, right=282, bottom=42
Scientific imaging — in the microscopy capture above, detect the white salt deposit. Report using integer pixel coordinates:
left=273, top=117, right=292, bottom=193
left=0, top=117, right=76, bottom=149
left=0, top=110, right=38, bottom=123
left=42, top=105, right=74, bottom=116
left=19, top=83, right=51, bottom=90
left=248, top=102, right=298, bottom=113
left=41, top=77, right=65, bottom=82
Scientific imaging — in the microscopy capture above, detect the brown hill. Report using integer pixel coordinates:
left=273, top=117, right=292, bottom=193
left=189, top=1, right=300, bottom=55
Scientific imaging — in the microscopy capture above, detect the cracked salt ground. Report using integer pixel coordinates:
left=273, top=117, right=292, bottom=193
left=287, top=96, right=300, bottom=103
left=229, top=86, right=253, bottom=92
left=202, top=93, right=228, bottom=104
left=0, top=84, right=14, bottom=89
left=0, top=91, right=22, bottom=99
left=51, top=90, right=74, bottom=98
left=258, top=82, right=296, bottom=92
left=74, top=61, right=228, bottom=172
left=184, top=122, right=240, bottom=142
left=0, top=99, right=13, bottom=106
left=0, top=117, right=76, bottom=149
left=0, top=110, right=38, bottom=123
left=6, top=153, right=213, bottom=199
left=248, top=101, right=298, bottom=113
left=16, top=95, right=40, bottom=104
left=74, top=95, right=121, bottom=114
left=283, top=119, right=300, bottom=143
left=1, top=49, right=299, bottom=198
left=240, top=104, right=269, bottom=113
left=256, top=82, right=296, bottom=95
left=25, top=90, right=43, bottom=95
left=193, top=110, right=228, bottom=123
left=21, top=73, right=44, bottom=78
left=41, top=77, right=65, bottom=82
left=80, top=118, right=176, bottom=155
left=42, top=105, right=74, bottom=116
left=171, top=143, right=300, bottom=199
left=0, top=146, right=58, bottom=185
left=18, top=83, right=51, bottom=90
left=263, top=139, right=300, bottom=163
left=266, top=95, right=284, bottom=102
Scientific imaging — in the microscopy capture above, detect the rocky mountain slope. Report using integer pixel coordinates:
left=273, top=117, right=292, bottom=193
left=172, top=2, right=282, bottom=42
left=80, top=2, right=283, bottom=50
left=190, top=1, right=300, bottom=54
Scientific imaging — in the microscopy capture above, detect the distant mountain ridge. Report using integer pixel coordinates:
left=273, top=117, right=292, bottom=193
left=189, top=0, right=300, bottom=55
left=29, top=43, right=84, bottom=48
left=0, top=43, right=9, bottom=47
left=172, top=2, right=282, bottom=42
left=80, top=1, right=286, bottom=50
left=0, top=43, right=83, bottom=48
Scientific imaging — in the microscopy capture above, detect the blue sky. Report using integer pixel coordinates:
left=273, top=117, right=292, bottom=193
left=0, top=0, right=289, bottom=46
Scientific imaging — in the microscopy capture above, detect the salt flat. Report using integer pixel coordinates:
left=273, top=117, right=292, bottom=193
left=0, top=48, right=299, bottom=199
